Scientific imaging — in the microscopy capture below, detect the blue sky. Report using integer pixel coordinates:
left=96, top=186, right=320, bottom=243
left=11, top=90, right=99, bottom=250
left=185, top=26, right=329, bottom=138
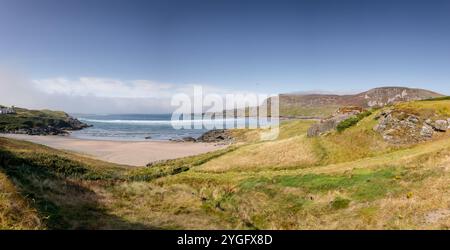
left=0, top=0, right=449, bottom=113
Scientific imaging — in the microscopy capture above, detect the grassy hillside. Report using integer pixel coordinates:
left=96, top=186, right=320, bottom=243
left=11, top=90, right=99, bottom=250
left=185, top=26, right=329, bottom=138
left=0, top=99, right=449, bottom=229
left=279, top=105, right=340, bottom=118
left=0, top=138, right=133, bottom=229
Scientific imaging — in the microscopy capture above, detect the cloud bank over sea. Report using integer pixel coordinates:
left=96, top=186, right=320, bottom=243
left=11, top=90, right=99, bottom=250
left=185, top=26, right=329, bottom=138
left=0, top=68, right=260, bottom=114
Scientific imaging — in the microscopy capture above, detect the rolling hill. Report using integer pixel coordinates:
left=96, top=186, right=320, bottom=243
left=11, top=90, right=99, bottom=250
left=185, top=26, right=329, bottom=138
left=278, top=87, right=443, bottom=118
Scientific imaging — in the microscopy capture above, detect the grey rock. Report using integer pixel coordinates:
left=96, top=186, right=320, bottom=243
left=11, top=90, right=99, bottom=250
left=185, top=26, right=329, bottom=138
left=169, top=136, right=197, bottom=142
left=197, top=129, right=234, bottom=143
left=181, top=136, right=197, bottom=142
left=307, top=113, right=357, bottom=137
left=374, top=109, right=442, bottom=144
left=433, top=120, right=448, bottom=132
left=420, top=124, right=434, bottom=138
left=383, top=134, right=394, bottom=141
left=407, top=115, right=419, bottom=124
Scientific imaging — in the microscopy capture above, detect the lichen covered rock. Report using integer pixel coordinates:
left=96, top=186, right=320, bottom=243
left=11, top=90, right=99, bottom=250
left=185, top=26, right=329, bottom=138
left=374, top=108, right=448, bottom=144
left=307, top=111, right=360, bottom=137
left=433, top=120, right=448, bottom=131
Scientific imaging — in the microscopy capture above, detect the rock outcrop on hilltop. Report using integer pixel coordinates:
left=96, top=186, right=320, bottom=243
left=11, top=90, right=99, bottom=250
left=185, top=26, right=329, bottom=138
left=357, top=87, right=443, bottom=107
left=281, top=87, right=442, bottom=108
left=374, top=109, right=449, bottom=144
left=277, top=87, right=443, bottom=118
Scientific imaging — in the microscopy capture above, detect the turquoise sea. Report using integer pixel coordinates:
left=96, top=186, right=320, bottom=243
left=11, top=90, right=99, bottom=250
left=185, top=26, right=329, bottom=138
left=70, top=114, right=268, bottom=141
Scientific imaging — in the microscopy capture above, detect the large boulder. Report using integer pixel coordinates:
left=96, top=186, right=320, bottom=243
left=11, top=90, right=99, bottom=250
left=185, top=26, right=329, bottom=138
left=433, top=120, right=448, bottom=132
left=420, top=124, right=434, bottom=138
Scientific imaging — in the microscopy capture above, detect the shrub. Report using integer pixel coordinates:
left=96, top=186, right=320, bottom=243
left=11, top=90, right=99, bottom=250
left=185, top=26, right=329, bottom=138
left=330, top=197, right=351, bottom=209
left=336, top=110, right=373, bottom=132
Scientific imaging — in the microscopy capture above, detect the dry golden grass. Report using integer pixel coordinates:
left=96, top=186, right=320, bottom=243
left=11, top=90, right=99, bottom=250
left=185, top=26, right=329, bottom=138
left=314, top=110, right=394, bottom=165
left=0, top=172, right=42, bottom=229
left=102, top=182, right=235, bottom=229
left=198, top=135, right=318, bottom=172
left=195, top=120, right=317, bottom=172
left=396, top=99, right=450, bottom=117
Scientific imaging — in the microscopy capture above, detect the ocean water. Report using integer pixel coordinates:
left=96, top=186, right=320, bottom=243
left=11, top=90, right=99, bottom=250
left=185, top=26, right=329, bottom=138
left=70, top=114, right=206, bottom=141
left=70, top=114, right=269, bottom=141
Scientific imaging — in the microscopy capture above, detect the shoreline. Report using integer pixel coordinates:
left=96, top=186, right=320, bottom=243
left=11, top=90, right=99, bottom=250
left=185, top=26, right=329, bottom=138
left=1, top=133, right=226, bottom=167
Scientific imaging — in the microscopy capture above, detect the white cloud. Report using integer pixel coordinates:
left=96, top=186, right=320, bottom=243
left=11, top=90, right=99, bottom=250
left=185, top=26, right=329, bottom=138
left=0, top=71, right=267, bottom=114
left=33, top=77, right=175, bottom=98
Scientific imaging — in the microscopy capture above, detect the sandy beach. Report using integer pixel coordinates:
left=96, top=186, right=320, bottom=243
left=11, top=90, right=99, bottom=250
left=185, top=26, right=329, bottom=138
left=2, top=134, right=225, bottom=166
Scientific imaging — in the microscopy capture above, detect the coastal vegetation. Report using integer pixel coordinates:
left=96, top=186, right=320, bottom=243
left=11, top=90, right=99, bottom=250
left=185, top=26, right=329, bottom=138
left=0, top=99, right=450, bottom=229
left=0, top=106, right=88, bottom=135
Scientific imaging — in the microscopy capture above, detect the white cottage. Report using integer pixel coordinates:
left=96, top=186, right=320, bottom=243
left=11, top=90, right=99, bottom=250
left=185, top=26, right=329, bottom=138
left=0, top=106, right=16, bottom=115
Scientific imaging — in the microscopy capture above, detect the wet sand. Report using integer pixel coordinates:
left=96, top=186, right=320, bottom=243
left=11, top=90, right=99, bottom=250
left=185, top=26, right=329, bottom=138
left=2, top=134, right=225, bottom=166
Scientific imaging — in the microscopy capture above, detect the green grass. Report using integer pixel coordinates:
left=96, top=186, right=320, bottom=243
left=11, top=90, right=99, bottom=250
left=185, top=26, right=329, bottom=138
left=127, top=146, right=238, bottom=181
left=241, top=168, right=404, bottom=201
left=330, top=197, right=351, bottom=210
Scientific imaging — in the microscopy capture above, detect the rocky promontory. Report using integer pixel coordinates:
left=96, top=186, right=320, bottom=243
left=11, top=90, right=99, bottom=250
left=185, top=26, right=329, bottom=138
left=0, top=106, right=91, bottom=135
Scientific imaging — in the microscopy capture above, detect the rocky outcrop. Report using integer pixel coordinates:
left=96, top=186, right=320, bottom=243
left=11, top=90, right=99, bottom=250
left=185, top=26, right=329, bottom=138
left=277, top=87, right=443, bottom=116
left=374, top=109, right=449, bottom=144
left=64, top=116, right=91, bottom=130
left=307, top=110, right=361, bottom=137
left=196, top=129, right=234, bottom=144
left=0, top=109, right=91, bottom=135
left=361, top=87, right=442, bottom=108
left=169, top=130, right=235, bottom=144
left=10, top=117, right=91, bottom=136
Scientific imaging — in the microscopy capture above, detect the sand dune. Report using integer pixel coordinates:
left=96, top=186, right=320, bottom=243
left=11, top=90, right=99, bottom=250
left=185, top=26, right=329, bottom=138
left=2, top=134, right=225, bottom=166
